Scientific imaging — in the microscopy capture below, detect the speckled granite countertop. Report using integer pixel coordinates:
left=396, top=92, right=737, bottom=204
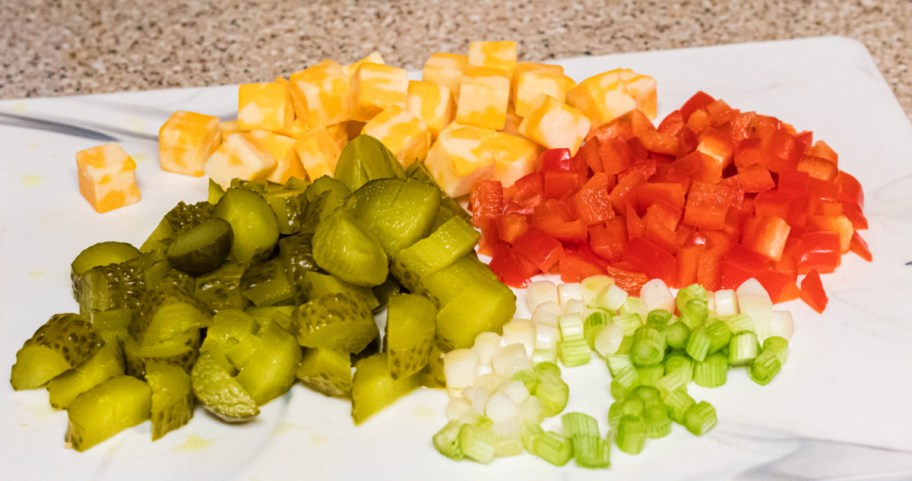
left=1, top=0, right=909, bottom=118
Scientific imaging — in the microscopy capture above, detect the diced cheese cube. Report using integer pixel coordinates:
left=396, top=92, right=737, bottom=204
left=289, top=59, right=351, bottom=130
left=293, top=129, right=342, bottom=181
left=76, top=143, right=141, bottom=213
left=350, top=63, right=409, bottom=122
left=343, top=51, right=385, bottom=78
left=501, top=110, right=523, bottom=136
left=237, top=81, right=294, bottom=134
left=565, top=68, right=656, bottom=128
left=205, top=133, right=277, bottom=189
left=406, top=80, right=455, bottom=138
left=361, top=105, right=431, bottom=167
left=425, top=125, right=496, bottom=198
left=468, top=41, right=518, bottom=76
left=288, top=119, right=349, bottom=150
left=618, top=68, right=658, bottom=120
left=220, top=120, right=240, bottom=138
left=158, top=110, right=221, bottom=176
left=455, top=67, right=510, bottom=130
left=518, top=94, right=591, bottom=155
left=422, top=52, right=468, bottom=98
left=248, top=130, right=306, bottom=184
left=480, top=131, right=541, bottom=186
left=512, top=63, right=568, bottom=117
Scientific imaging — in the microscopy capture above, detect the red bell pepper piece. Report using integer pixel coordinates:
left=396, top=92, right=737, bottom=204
left=539, top=148, right=574, bottom=172
left=570, top=172, right=615, bottom=225
left=623, top=238, right=676, bottom=285
left=469, top=180, right=504, bottom=229
left=798, top=231, right=841, bottom=274
left=849, top=231, right=872, bottom=262
left=496, top=212, right=529, bottom=245
left=604, top=264, right=650, bottom=295
left=633, top=182, right=686, bottom=213
left=512, top=227, right=565, bottom=273
left=800, top=269, right=828, bottom=313
left=675, top=244, right=704, bottom=288
left=589, top=218, right=627, bottom=262
left=531, top=199, right=588, bottom=243
left=680, top=91, right=716, bottom=121
left=755, top=270, right=801, bottom=303
left=488, top=243, right=540, bottom=288
left=683, top=181, right=734, bottom=230
left=559, top=252, right=605, bottom=283
left=744, top=215, right=791, bottom=262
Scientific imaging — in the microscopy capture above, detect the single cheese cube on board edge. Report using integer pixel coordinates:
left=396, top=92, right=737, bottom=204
left=513, top=63, right=568, bottom=118
left=480, top=131, right=542, bottom=186
left=248, top=130, right=306, bottom=184
left=350, top=63, right=409, bottom=123
left=205, top=133, right=278, bottom=189
left=422, top=52, right=468, bottom=98
left=361, top=106, right=431, bottom=167
left=455, top=66, right=510, bottom=130
left=159, top=110, right=221, bottom=176
left=294, top=129, right=342, bottom=181
left=406, top=80, right=456, bottom=138
left=289, top=60, right=351, bottom=130
left=425, top=125, right=496, bottom=198
left=518, top=94, right=591, bottom=155
left=468, top=40, right=518, bottom=77
left=76, top=143, right=141, bottom=213
left=237, top=81, right=295, bottom=134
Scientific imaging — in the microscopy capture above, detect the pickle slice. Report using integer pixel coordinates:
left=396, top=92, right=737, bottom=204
left=391, top=216, right=481, bottom=283
left=10, top=313, right=102, bottom=390
left=351, top=353, right=420, bottom=425
left=410, top=254, right=495, bottom=306
left=291, top=293, right=379, bottom=353
left=245, top=305, right=295, bottom=331
left=72, top=257, right=148, bottom=316
left=296, top=348, right=352, bottom=397
left=65, top=375, right=152, bottom=451
left=141, top=201, right=215, bottom=253
left=47, top=342, right=124, bottom=409
left=334, top=134, right=405, bottom=192
left=385, top=294, right=437, bottom=379
left=213, top=187, right=279, bottom=264
left=416, top=341, right=447, bottom=388
left=240, top=257, right=296, bottom=307
left=129, top=286, right=211, bottom=348
left=313, top=209, right=388, bottom=287
left=346, top=178, right=440, bottom=257
left=191, top=351, right=259, bottom=422
left=264, top=184, right=309, bottom=235
left=234, top=321, right=302, bottom=405
left=296, top=271, right=379, bottom=310
left=436, top=278, right=517, bottom=351
left=405, top=160, right=471, bottom=221
left=146, top=361, right=194, bottom=440
left=124, top=328, right=201, bottom=378
left=194, top=261, right=250, bottom=312
left=166, top=217, right=233, bottom=274
left=71, top=241, right=141, bottom=277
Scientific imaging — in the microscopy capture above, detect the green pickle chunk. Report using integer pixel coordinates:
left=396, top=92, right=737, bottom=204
left=213, top=187, right=279, bottom=263
left=191, top=351, right=259, bottom=422
left=10, top=313, right=102, bottom=390
left=65, top=375, right=152, bottom=451
left=47, top=342, right=124, bottom=409
left=296, top=348, right=352, bottom=397
left=312, top=209, right=388, bottom=287
left=346, top=178, right=440, bottom=257
left=165, top=217, right=233, bottom=274
left=385, top=294, right=437, bottom=379
left=292, top=293, right=379, bottom=353
left=334, top=134, right=405, bottom=192
left=146, top=361, right=194, bottom=440
left=351, top=353, right=420, bottom=425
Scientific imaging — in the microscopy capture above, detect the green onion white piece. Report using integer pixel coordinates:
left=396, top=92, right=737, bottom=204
left=593, top=323, right=624, bottom=358
left=526, top=280, right=558, bottom=313
left=557, top=282, right=583, bottom=307
left=713, top=289, right=739, bottom=317
left=491, top=344, right=532, bottom=377
left=736, top=279, right=773, bottom=339
left=639, top=278, right=675, bottom=313
left=729, top=332, right=759, bottom=366
left=443, top=348, right=477, bottom=396
left=581, top=275, right=614, bottom=307
left=558, top=313, right=585, bottom=341
left=501, top=319, right=536, bottom=357
left=768, top=310, right=794, bottom=340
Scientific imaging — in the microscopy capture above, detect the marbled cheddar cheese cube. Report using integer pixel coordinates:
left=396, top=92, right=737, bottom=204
left=480, top=131, right=541, bottom=186
left=512, top=63, right=568, bottom=117
left=159, top=110, right=221, bottom=176
left=350, top=63, right=409, bottom=122
left=238, top=81, right=295, bottom=134
left=406, top=80, right=455, bottom=138
left=205, top=133, right=277, bottom=189
left=455, top=67, right=510, bottom=130
left=248, top=130, right=305, bottom=184
left=362, top=106, right=431, bottom=167
left=76, top=143, right=141, bottom=213
left=618, top=68, right=658, bottom=120
left=289, top=60, right=350, bottom=130
left=518, top=94, right=591, bottom=155
left=425, top=125, right=496, bottom=198
left=468, top=40, right=518, bottom=76
left=293, top=129, right=342, bottom=181
left=566, top=68, right=656, bottom=128
left=220, top=120, right=240, bottom=138
left=422, top=52, right=468, bottom=98
left=343, top=51, right=385, bottom=78
left=501, top=110, right=523, bottom=136
left=288, top=120, right=349, bottom=150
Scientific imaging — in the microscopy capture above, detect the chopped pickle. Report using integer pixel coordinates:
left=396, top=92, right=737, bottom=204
left=385, top=294, right=437, bottom=379
left=300, top=184, right=350, bottom=235
left=313, top=209, right=388, bottom=287
left=291, top=293, right=379, bottom=353
left=191, top=351, right=259, bottom=422
left=245, top=305, right=295, bottom=331
left=47, top=342, right=124, bottom=409
left=240, top=257, right=296, bottom=307
left=436, top=278, right=517, bottom=351
left=346, top=178, right=440, bottom=257
left=194, top=261, right=250, bottom=312
left=129, top=285, right=211, bottom=348
left=141, top=201, right=214, bottom=253
left=295, top=270, right=379, bottom=310
left=296, top=348, right=352, bottom=397
left=71, top=241, right=141, bottom=277
left=123, top=329, right=201, bottom=377
left=10, top=313, right=102, bottom=390
left=202, top=309, right=259, bottom=354
left=72, top=256, right=148, bottom=316
left=405, top=160, right=471, bottom=221
left=371, top=276, right=402, bottom=313
left=305, top=175, right=351, bottom=203
left=165, top=217, right=233, bottom=274
left=416, top=341, right=447, bottom=388
left=234, top=321, right=302, bottom=405
left=351, top=353, right=420, bottom=425
left=391, top=216, right=480, bottom=282
left=334, top=134, right=405, bottom=192
left=208, top=178, right=225, bottom=204
left=409, top=254, right=495, bottom=306
left=65, top=375, right=152, bottom=451
left=146, top=361, right=193, bottom=440
left=265, top=184, right=310, bottom=235
left=213, top=187, right=279, bottom=264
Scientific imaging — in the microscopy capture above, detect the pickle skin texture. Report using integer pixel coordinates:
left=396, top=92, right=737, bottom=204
left=312, top=209, right=389, bottom=287
left=213, top=187, right=279, bottom=264
left=334, top=134, right=406, bottom=192
left=292, top=293, right=379, bottom=353
left=47, top=342, right=125, bottom=409
left=234, top=321, right=302, bottom=406
left=71, top=241, right=141, bottom=276
left=346, top=178, right=441, bottom=257
left=146, top=361, right=194, bottom=440
left=351, top=353, right=420, bottom=425
left=296, top=348, right=352, bottom=397
left=385, top=293, right=437, bottom=379
left=65, top=375, right=152, bottom=452
left=191, top=351, right=259, bottom=422
left=165, top=217, right=233, bottom=275
left=10, top=313, right=102, bottom=390
left=129, top=285, right=211, bottom=348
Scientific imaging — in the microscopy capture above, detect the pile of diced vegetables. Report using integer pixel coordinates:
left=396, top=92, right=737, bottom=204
left=12, top=39, right=869, bottom=471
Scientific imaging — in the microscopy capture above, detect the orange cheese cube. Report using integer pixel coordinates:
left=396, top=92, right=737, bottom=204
left=350, top=63, right=409, bottom=122
left=618, top=69, right=658, bottom=119
left=361, top=106, right=431, bottom=167
left=289, top=60, right=350, bottom=130
left=512, top=63, right=568, bottom=117
left=480, top=131, right=541, bottom=186
left=248, top=130, right=305, bottom=184
left=518, top=95, right=591, bottom=155
left=406, top=80, right=455, bottom=138
left=158, top=110, right=221, bottom=176
left=566, top=68, right=656, bottom=128
left=237, top=81, right=295, bottom=134
left=455, top=67, right=510, bottom=130
left=343, top=51, right=385, bottom=78
left=288, top=119, right=349, bottom=150
left=425, top=125, right=496, bottom=198
left=76, top=143, right=141, bottom=213
left=468, top=41, right=518, bottom=76
left=205, top=133, right=277, bottom=189
left=422, top=53, right=468, bottom=98
left=220, top=120, right=240, bottom=138
left=293, top=129, right=342, bottom=181
left=501, top=110, right=523, bottom=136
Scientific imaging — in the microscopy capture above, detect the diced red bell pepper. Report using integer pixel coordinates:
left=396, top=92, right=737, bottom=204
left=505, top=172, right=543, bottom=214
left=697, top=127, right=735, bottom=172
left=531, top=199, right=588, bottom=243
left=610, top=171, right=646, bottom=214
left=735, top=163, right=776, bottom=193
left=705, top=99, right=736, bottom=126
left=755, top=270, right=801, bottom=303
left=643, top=201, right=682, bottom=254
left=600, top=137, right=635, bottom=176
left=488, top=242, right=541, bottom=288
left=696, top=252, right=722, bottom=291
left=577, top=137, right=604, bottom=173
left=625, top=203, right=645, bottom=240
left=559, top=252, right=605, bottom=283
left=496, top=212, right=529, bottom=245
left=675, top=244, right=704, bottom=288
left=633, top=182, right=686, bottom=214
left=808, top=140, right=838, bottom=164
left=539, top=148, right=574, bottom=172
left=543, top=170, right=584, bottom=200
left=744, top=215, right=791, bottom=262
left=680, top=91, right=716, bottom=121
left=797, top=154, right=838, bottom=181
left=623, top=237, right=676, bottom=284
left=512, top=227, right=565, bottom=273
left=798, top=231, right=841, bottom=274
left=800, top=269, right=828, bottom=313
left=686, top=109, right=711, bottom=135
left=849, top=231, right=872, bottom=262
left=604, top=264, right=650, bottom=295
left=571, top=172, right=615, bottom=225
left=777, top=169, right=810, bottom=195
left=658, top=110, right=685, bottom=136
left=835, top=171, right=864, bottom=208
left=764, top=129, right=801, bottom=172
left=806, top=214, right=854, bottom=253
left=589, top=217, right=627, bottom=262
left=469, top=179, right=504, bottom=229
left=683, top=181, right=734, bottom=230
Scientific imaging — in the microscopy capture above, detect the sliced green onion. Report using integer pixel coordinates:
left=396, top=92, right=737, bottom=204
left=632, top=385, right=662, bottom=407
left=728, top=332, right=759, bottom=366
left=557, top=282, right=583, bottom=307
left=608, top=395, right=645, bottom=428
left=656, top=368, right=690, bottom=397
left=676, top=283, right=708, bottom=314
left=593, top=323, right=624, bottom=358
left=592, top=283, right=628, bottom=311
left=520, top=396, right=545, bottom=424
left=532, top=347, right=557, bottom=364
left=685, top=326, right=711, bottom=362
left=640, top=278, right=675, bottom=313
left=491, top=420, right=523, bottom=457
left=664, top=352, right=693, bottom=379
left=663, top=320, right=690, bottom=350
left=459, top=423, right=497, bottom=463
left=723, top=313, right=755, bottom=334
left=630, top=326, right=666, bottom=367
left=561, top=411, right=599, bottom=437
left=646, top=309, right=673, bottom=328
left=616, top=414, right=647, bottom=454
left=520, top=422, right=545, bottom=452
left=763, top=336, right=789, bottom=365
left=584, top=309, right=610, bottom=344
left=558, top=338, right=591, bottom=367
left=572, top=434, right=611, bottom=468
left=535, top=369, right=569, bottom=417
left=616, top=335, right=633, bottom=355
left=433, top=419, right=466, bottom=459
left=620, top=296, right=647, bottom=321
left=713, top=289, right=739, bottom=317
left=606, top=355, right=634, bottom=377
left=558, top=313, right=585, bottom=341
left=532, top=431, right=573, bottom=466
left=768, top=310, right=794, bottom=340
left=693, top=352, right=729, bottom=388
left=636, top=364, right=664, bottom=388
left=680, top=298, right=709, bottom=329
left=526, top=280, right=559, bottom=312
left=749, top=350, right=782, bottom=386
left=535, top=361, right=562, bottom=377
left=613, top=313, right=643, bottom=337
left=644, top=403, right=672, bottom=438
left=705, top=319, right=732, bottom=354
left=610, top=366, right=640, bottom=400
left=684, top=401, right=717, bottom=436
left=511, top=369, right=539, bottom=394
left=664, top=389, right=695, bottom=424
left=501, top=319, right=536, bottom=357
